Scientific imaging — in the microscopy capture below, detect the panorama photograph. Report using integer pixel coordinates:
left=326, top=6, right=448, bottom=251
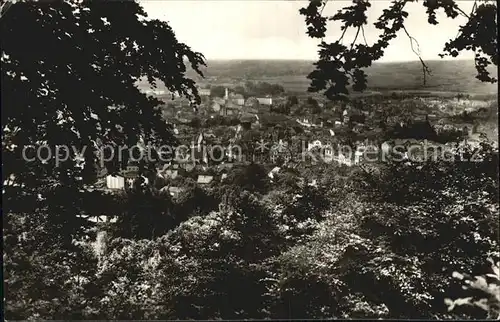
left=2, top=0, right=499, bottom=320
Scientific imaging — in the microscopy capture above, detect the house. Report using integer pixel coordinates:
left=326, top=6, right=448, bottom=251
left=305, top=140, right=336, bottom=162
left=106, top=175, right=125, bottom=190
left=234, top=98, right=245, bottom=106
left=125, top=176, right=149, bottom=188
left=120, top=164, right=139, bottom=173
left=220, top=105, right=240, bottom=117
left=297, top=117, right=323, bottom=128
left=342, top=108, right=349, bottom=123
left=323, top=144, right=334, bottom=162
left=297, top=118, right=312, bottom=127
left=107, top=175, right=149, bottom=190
left=335, top=153, right=354, bottom=166
left=220, top=101, right=241, bottom=117
left=257, top=97, right=273, bottom=106
left=213, top=88, right=246, bottom=110
left=228, top=93, right=245, bottom=106
left=120, top=167, right=139, bottom=180
left=197, top=175, right=214, bottom=185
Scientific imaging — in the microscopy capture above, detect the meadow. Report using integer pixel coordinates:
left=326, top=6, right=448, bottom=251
left=185, top=59, right=498, bottom=97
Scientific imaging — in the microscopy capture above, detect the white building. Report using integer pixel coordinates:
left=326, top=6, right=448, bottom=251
left=354, top=150, right=364, bottom=165
left=234, top=98, right=245, bottom=106
left=323, top=145, right=334, bottom=162
left=197, top=175, right=214, bottom=185
left=106, top=175, right=125, bottom=190
left=335, top=153, right=353, bottom=166
left=257, top=97, right=273, bottom=105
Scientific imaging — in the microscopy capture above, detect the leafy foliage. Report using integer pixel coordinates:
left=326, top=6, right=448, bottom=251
left=445, top=259, right=500, bottom=319
left=4, top=143, right=499, bottom=319
left=2, top=1, right=204, bottom=318
left=300, top=0, right=497, bottom=100
left=2, top=0, right=205, bottom=188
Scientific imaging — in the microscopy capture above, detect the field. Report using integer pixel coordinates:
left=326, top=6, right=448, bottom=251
left=184, top=59, right=498, bottom=97
left=137, top=59, right=498, bottom=98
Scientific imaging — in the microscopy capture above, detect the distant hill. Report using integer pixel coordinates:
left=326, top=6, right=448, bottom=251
left=186, top=59, right=497, bottom=95
left=189, top=59, right=316, bottom=78
left=138, top=59, right=497, bottom=96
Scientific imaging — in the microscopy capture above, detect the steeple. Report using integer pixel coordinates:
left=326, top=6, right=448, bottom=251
left=224, top=87, right=229, bottom=100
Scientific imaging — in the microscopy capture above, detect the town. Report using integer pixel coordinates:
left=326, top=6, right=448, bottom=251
left=99, top=80, right=497, bottom=202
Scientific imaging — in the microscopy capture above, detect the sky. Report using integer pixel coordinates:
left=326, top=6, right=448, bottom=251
left=140, top=0, right=476, bottom=62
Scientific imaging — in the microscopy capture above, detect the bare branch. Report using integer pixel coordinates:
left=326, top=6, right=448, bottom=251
left=338, top=28, right=348, bottom=43
left=319, top=0, right=329, bottom=42
left=402, top=26, right=421, bottom=55
left=402, top=25, right=431, bottom=85
left=455, top=5, right=471, bottom=19
left=361, top=25, right=368, bottom=45
left=351, top=27, right=361, bottom=50
left=0, top=1, right=14, bottom=19
left=319, top=0, right=328, bottom=16
left=470, top=0, right=478, bottom=16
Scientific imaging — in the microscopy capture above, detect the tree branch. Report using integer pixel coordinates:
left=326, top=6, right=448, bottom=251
left=0, top=1, right=13, bottom=19
left=402, top=25, right=431, bottom=85
left=319, top=0, right=329, bottom=42
left=339, top=28, right=348, bottom=43
left=455, top=5, right=470, bottom=19
left=319, top=0, right=328, bottom=16
left=351, top=26, right=361, bottom=50
left=469, top=0, right=478, bottom=16
left=361, top=25, right=368, bottom=45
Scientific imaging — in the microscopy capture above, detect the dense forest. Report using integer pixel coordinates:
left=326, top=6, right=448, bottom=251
left=4, top=143, right=499, bottom=319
